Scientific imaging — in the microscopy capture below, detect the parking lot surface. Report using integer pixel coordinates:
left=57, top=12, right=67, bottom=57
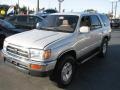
left=0, top=29, right=120, bottom=90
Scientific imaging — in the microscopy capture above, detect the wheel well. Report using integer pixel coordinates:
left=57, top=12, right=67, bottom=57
left=54, top=50, right=76, bottom=71
left=51, top=50, right=76, bottom=83
left=58, top=50, right=76, bottom=60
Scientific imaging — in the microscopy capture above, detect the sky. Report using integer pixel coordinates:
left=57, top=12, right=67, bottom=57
left=0, top=0, right=120, bottom=15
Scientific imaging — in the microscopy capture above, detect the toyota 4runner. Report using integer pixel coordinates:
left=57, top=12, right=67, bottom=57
left=2, top=12, right=111, bottom=87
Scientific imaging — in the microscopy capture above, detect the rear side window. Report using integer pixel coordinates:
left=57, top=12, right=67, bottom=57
left=90, top=15, right=102, bottom=30
left=100, top=15, right=110, bottom=26
left=17, top=16, right=27, bottom=22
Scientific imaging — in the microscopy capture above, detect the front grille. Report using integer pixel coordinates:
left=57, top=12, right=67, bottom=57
left=6, top=46, right=29, bottom=58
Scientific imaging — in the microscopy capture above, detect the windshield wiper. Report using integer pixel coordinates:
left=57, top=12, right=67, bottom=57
left=40, top=27, right=57, bottom=30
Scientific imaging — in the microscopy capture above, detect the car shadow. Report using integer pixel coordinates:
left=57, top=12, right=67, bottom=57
left=65, top=45, right=120, bottom=90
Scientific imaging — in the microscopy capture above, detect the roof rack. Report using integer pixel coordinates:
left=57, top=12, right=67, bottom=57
left=84, top=9, right=97, bottom=13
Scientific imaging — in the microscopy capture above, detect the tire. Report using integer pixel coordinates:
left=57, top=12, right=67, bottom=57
left=98, top=38, right=108, bottom=57
left=54, top=55, right=75, bottom=88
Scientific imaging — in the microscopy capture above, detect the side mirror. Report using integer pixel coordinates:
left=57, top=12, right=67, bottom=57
left=36, top=22, right=42, bottom=29
left=79, top=26, right=90, bottom=33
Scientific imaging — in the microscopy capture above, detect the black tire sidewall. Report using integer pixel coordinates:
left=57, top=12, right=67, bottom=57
left=56, top=55, right=75, bottom=87
left=99, top=38, right=108, bottom=57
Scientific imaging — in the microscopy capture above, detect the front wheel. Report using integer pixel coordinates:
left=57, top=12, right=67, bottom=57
left=54, top=55, right=75, bottom=88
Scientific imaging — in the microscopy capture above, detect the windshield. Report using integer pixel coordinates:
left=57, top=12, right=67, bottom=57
left=111, top=19, right=120, bottom=23
left=0, top=20, right=15, bottom=29
left=39, top=15, right=79, bottom=33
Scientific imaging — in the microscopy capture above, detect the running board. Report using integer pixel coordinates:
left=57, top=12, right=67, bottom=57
left=81, top=52, right=99, bottom=64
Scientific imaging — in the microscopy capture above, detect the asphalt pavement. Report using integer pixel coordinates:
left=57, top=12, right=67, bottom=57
left=0, top=29, right=120, bottom=90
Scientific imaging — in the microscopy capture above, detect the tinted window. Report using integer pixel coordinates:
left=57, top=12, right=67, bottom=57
left=39, top=15, right=79, bottom=33
left=90, top=15, right=102, bottom=30
left=28, top=16, right=36, bottom=24
left=0, top=20, right=15, bottom=29
left=111, top=19, right=119, bottom=23
left=6, top=16, right=17, bottom=22
left=80, top=16, right=91, bottom=27
left=17, top=16, right=27, bottom=22
left=43, top=10, right=57, bottom=13
left=100, top=15, right=110, bottom=26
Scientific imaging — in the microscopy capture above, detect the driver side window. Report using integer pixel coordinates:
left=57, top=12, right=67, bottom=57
left=80, top=16, right=91, bottom=27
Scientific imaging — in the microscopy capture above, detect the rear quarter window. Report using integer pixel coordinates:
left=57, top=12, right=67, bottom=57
left=100, top=15, right=110, bottom=27
left=90, top=15, right=102, bottom=30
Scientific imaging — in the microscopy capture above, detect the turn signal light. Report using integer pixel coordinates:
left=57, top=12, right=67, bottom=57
left=43, top=50, right=51, bottom=59
left=30, top=64, right=42, bottom=70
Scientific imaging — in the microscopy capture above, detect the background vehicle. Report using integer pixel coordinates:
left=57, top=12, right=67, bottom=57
left=0, top=19, right=29, bottom=47
left=0, top=16, right=5, bottom=20
left=110, top=19, right=120, bottom=28
left=2, top=12, right=111, bottom=87
left=6, top=15, right=44, bottom=29
left=36, top=9, right=58, bottom=18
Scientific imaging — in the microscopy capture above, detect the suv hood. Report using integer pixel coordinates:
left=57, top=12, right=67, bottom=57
left=5, top=29, right=71, bottom=49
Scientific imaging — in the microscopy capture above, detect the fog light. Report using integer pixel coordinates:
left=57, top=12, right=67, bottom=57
left=30, top=64, right=42, bottom=70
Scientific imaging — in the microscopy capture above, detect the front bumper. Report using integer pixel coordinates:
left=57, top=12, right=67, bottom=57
left=2, top=50, right=57, bottom=76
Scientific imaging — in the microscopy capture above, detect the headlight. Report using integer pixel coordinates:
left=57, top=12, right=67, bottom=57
left=3, top=40, right=8, bottom=51
left=109, top=29, right=112, bottom=33
left=29, top=48, right=51, bottom=61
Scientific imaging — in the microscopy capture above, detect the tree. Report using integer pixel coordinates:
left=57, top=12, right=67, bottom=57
left=14, top=4, right=19, bottom=14
left=20, top=6, right=27, bottom=14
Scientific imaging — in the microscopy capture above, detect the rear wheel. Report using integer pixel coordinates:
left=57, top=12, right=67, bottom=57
left=98, top=38, right=108, bottom=57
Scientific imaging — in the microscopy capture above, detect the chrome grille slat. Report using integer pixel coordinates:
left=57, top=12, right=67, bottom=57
left=6, top=46, right=29, bottom=58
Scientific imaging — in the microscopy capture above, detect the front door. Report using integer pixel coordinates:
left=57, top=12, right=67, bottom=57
left=76, top=15, right=92, bottom=58
left=89, top=15, right=103, bottom=49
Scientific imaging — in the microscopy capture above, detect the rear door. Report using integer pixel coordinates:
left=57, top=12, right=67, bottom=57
left=99, top=14, right=111, bottom=37
left=89, top=15, right=103, bottom=49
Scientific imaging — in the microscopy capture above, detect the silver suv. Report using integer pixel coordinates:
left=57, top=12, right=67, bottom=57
left=2, top=12, right=111, bottom=87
